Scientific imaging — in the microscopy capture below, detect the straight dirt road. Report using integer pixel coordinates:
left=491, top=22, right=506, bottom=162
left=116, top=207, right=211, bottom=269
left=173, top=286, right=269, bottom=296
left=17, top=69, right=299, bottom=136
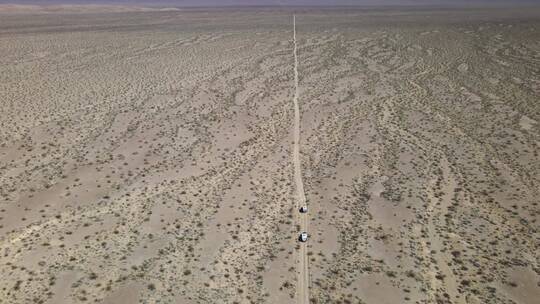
left=292, top=14, right=310, bottom=304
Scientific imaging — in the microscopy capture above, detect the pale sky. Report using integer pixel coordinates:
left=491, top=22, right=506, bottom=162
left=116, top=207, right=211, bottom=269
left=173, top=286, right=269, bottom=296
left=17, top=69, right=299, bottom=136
left=1, top=0, right=539, bottom=7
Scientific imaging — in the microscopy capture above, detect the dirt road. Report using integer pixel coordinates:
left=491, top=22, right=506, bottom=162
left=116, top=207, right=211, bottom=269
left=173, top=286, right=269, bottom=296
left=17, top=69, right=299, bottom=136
left=292, top=14, right=309, bottom=304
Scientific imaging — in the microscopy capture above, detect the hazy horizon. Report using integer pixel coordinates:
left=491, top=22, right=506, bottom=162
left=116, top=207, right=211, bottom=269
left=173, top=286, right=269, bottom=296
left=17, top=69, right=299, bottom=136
left=1, top=0, right=539, bottom=7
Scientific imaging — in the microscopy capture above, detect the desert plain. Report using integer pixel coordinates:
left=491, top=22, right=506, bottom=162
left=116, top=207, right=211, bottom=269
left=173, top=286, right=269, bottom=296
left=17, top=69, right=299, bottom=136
left=0, top=6, right=539, bottom=304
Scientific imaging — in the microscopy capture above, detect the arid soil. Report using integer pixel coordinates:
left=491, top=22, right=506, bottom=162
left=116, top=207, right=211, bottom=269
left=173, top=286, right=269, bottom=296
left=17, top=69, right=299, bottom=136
left=1, top=7, right=539, bottom=304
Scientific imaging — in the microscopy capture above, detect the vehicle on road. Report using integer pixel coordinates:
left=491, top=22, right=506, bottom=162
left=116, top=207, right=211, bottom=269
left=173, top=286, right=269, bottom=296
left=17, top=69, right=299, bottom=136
left=299, top=232, right=308, bottom=242
left=299, top=206, right=308, bottom=213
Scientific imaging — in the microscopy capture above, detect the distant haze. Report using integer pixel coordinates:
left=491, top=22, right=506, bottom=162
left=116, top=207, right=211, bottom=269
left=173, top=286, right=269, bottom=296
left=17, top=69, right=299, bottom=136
left=1, top=0, right=539, bottom=7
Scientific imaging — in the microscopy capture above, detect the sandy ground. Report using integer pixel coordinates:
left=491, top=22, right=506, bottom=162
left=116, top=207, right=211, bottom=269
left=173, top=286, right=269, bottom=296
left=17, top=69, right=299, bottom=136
left=1, top=6, right=539, bottom=304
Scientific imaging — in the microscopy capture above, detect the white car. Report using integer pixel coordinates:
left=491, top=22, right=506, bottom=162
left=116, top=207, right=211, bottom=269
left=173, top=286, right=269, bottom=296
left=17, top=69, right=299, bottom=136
left=299, top=232, right=308, bottom=242
left=299, top=206, right=308, bottom=213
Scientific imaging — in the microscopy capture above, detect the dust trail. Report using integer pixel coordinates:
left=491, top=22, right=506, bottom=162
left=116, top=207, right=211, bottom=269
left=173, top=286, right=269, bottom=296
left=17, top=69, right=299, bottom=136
left=293, top=14, right=309, bottom=304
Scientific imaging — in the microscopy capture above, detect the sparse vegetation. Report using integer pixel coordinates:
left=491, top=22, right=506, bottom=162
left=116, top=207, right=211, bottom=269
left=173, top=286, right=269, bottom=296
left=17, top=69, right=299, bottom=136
left=0, top=5, right=538, bottom=304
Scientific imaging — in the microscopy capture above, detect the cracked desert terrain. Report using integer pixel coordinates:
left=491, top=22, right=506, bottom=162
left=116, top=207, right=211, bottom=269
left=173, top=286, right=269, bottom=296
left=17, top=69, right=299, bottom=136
left=1, top=6, right=539, bottom=304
